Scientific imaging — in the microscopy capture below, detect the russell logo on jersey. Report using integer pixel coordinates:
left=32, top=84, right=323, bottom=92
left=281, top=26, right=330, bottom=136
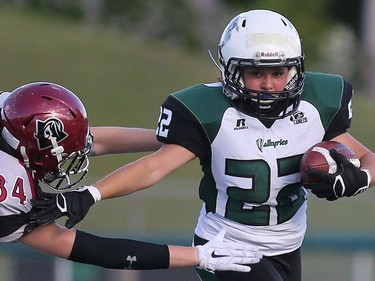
left=234, top=118, right=248, bottom=130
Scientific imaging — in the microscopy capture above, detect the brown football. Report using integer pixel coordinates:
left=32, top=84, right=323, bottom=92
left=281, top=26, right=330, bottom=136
left=300, top=141, right=360, bottom=184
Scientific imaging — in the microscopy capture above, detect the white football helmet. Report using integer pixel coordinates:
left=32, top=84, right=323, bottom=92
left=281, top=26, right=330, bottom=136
left=218, top=10, right=305, bottom=120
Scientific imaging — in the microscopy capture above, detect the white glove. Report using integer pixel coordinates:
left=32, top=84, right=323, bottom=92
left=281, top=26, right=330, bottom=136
left=196, top=228, right=262, bottom=272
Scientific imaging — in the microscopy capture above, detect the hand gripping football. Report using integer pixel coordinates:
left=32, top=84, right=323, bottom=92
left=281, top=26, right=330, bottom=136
left=300, top=141, right=360, bottom=184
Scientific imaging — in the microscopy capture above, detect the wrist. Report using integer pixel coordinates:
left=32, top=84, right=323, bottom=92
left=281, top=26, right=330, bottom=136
left=194, top=247, right=199, bottom=266
left=195, top=245, right=207, bottom=269
left=86, top=185, right=102, bottom=202
left=168, top=246, right=197, bottom=268
left=361, top=169, right=371, bottom=187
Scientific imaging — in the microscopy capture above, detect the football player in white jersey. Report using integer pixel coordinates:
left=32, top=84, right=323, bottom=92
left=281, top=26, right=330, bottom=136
left=29, top=10, right=375, bottom=281
left=0, top=82, right=262, bottom=273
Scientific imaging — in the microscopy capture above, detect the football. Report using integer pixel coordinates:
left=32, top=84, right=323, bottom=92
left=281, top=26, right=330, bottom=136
left=300, top=141, right=360, bottom=184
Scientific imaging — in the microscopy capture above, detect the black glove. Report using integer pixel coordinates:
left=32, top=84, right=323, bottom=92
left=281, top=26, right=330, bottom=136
left=29, top=185, right=101, bottom=229
left=305, top=149, right=371, bottom=201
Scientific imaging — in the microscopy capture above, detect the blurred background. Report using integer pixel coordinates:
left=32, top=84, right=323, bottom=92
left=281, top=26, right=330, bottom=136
left=0, top=0, right=375, bottom=280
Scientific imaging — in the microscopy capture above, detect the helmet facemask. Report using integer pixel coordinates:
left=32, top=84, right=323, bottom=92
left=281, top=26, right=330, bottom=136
left=222, top=54, right=305, bottom=120
left=218, top=10, right=305, bottom=120
left=42, top=133, right=92, bottom=191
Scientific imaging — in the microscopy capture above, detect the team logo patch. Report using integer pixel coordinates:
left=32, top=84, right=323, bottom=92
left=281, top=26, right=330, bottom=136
left=256, top=138, right=288, bottom=152
left=290, top=111, right=308, bottom=125
left=34, top=117, right=68, bottom=150
left=126, top=255, right=137, bottom=269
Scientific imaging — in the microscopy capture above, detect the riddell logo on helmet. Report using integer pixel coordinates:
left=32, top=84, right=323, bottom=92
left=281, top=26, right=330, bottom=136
left=34, top=117, right=68, bottom=150
left=259, top=51, right=281, bottom=58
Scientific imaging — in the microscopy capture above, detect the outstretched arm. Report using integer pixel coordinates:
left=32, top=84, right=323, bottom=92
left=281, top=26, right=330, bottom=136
left=95, top=143, right=196, bottom=199
left=19, top=224, right=261, bottom=271
left=30, top=144, right=195, bottom=228
left=90, top=127, right=162, bottom=156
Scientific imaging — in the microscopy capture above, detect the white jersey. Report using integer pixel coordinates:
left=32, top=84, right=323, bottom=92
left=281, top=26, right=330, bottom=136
left=0, top=150, right=36, bottom=243
left=194, top=102, right=320, bottom=255
left=156, top=72, right=352, bottom=256
left=0, top=91, right=36, bottom=243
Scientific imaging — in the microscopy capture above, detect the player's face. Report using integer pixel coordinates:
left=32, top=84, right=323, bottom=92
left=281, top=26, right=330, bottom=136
left=242, top=67, right=289, bottom=92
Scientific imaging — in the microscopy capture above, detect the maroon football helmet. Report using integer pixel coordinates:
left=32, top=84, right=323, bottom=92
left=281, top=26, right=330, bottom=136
left=0, top=82, right=92, bottom=190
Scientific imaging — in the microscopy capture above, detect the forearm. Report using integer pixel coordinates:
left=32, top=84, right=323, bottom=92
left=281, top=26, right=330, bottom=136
left=94, top=144, right=196, bottom=199
left=21, top=222, right=261, bottom=272
left=94, top=154, right=163, bottom=199
left=332, top=133, right=375, bottom=187
left=21, top=214, right=190, bottom=269
left=19, top=224, right=75, bottom=259
left=68, top=230, right=170, bottom=269
left=90, top=127, right=161, bottom=156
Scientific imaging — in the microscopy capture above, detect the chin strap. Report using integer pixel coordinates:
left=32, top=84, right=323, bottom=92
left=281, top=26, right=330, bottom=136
left=20, top=146, right=30, bottom=167
left=207, top=50, right=221, bottom=71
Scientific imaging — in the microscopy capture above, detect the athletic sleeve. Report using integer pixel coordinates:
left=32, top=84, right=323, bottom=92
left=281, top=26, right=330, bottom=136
left=68, top=230, right=170, bottom=270
left=156, top=95, right=210, bottom=159
left=324, top=79, right=353, bottom=140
